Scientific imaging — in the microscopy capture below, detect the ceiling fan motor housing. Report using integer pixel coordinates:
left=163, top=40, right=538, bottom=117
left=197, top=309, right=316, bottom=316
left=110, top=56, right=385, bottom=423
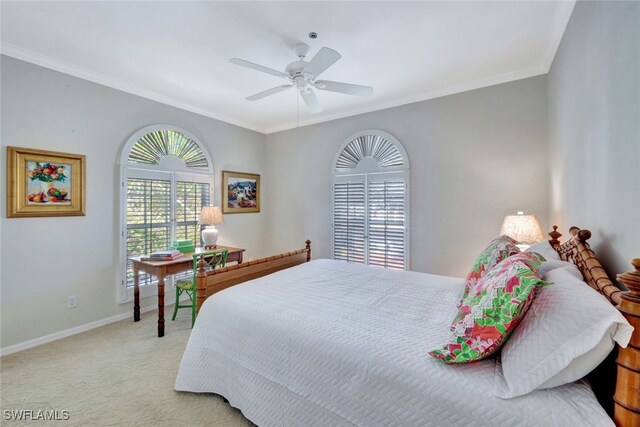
left=286, top=60, right=315, bottom=90
left=285, top=60, right=307, bottom=76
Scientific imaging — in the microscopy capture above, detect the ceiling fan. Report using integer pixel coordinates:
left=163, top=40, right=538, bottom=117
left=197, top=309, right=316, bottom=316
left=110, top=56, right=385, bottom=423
left=229, top=43, right=373, bottom=113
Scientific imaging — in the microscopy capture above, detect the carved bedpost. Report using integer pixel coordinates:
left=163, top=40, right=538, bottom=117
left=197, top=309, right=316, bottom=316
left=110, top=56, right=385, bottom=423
left=569, top=226, right=592, bottom=242
left=195, top=256, right=207, bottom=315
left=550, top=226, right=623, bottom=304
left=305, top=240, right=312, bottom=262
left=548, top=225, right=562, bottom=248
left=614, top=259, right=640, bottom=426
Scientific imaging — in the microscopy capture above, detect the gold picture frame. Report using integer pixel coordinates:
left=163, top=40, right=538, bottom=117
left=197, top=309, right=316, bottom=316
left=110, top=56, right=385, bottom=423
left=222, top=170, right=260, bottom=214
left=7, top=146, right=86, bottom=218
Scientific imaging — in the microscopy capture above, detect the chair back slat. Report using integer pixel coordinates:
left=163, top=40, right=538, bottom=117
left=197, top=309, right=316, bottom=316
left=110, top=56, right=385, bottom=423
left=192, top=249, right=228, bottom=277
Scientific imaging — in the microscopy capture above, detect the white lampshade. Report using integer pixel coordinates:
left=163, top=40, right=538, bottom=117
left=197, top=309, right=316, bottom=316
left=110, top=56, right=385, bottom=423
left=199, top=206, right=223, bottom=247
left=199, top=206, right=223, bottom=225
left=500, top=211, right=544, bottom=244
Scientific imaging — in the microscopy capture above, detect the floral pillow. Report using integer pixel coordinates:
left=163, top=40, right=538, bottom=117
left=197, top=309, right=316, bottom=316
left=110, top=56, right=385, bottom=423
left=430, top=252, right=548, bottom=364
left=462, top=251, right=546, bottom=301
left=461, top=236, right=520, bottom=303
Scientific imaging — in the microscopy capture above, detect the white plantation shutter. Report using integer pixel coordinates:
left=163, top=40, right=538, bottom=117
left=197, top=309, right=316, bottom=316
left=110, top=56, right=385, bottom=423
left=124, top=174, right=211, bottom=290
left=173, top=180, right=211, bottom=282
left=333, top=176, right=366, bottom=264
left=367, top=175, right=406, bottom=269
left=120, top=126, right=215, bottom=302
left=128, top=129, right=209, bottom=169
left=332, top=131, right=409, bottom=270
left=126, top=177, right=172, bottom=287
left=332, top=173, right=407, bottom=269
left=175, top=181, right=211, bottom=245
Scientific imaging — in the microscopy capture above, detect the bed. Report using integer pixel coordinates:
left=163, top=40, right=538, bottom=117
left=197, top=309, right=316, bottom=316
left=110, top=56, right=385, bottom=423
left=175, top=229, right=640, bottom=426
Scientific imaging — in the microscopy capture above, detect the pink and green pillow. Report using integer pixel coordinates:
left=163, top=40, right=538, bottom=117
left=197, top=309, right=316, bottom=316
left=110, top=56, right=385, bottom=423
left=430, top=252, right=548, bottom=364
left=462, top=251, right=546, bottom=302
left=461, top=236, right=521, bottom=303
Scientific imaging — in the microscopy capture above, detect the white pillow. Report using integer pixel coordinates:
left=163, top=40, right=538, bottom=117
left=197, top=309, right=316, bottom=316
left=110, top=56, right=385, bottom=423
left=538, top=259, right=574, bottom=277
left=526, top=240, right=560, bottom=261
left=527, top=241, right=573, bottom=277
left=494, top=264, right=633, bottom=398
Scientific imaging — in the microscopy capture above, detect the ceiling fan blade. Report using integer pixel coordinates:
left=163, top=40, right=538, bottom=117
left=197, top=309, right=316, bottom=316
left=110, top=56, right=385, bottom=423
left=246, top=85, right=293, bottom=101
left=314, top=80, right=373, bottom=97
left=229, top=58, right=289, bottom=79
left=299, top=88, right=323, bottom=113
left=303, top=47, right=341, bottom=78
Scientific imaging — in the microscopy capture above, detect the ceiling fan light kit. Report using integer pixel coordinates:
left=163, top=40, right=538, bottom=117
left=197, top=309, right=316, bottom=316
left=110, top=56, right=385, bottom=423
left=229, top=42, right=373, bottom=113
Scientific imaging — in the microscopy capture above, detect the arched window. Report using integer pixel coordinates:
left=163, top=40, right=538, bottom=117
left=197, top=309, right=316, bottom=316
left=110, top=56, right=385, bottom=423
left=118, top=125, right=213, bottom=302
left=332, top=131, right=409, bottom=270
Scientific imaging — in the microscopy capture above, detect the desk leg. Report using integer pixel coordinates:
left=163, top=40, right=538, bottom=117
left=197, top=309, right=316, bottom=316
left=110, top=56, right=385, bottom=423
left=157, top=275, right=165, bottom=337
left=133, top=267, right=140, bottom=322
left=238, top=252, right=243, bottom=264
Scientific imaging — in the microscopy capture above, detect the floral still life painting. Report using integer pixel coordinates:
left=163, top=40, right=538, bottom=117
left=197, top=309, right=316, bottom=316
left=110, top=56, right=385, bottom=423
left=222, top=171, right=260, bottom=214
left=7, top=147, right=85, bottom=218
left=27, top=161, right=72, bottom=205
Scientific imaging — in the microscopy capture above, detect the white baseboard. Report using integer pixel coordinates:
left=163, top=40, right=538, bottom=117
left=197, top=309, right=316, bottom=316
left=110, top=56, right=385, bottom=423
left=0, top=296, right=187, bottom=356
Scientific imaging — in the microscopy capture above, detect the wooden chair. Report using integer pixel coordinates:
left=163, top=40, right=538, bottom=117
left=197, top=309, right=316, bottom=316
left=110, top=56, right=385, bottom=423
left=172, top=249, right=228, bottom=327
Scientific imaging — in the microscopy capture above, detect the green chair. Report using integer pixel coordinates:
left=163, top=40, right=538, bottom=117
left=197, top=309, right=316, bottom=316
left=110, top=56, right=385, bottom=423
left=172, top=249, right=228, bottom=327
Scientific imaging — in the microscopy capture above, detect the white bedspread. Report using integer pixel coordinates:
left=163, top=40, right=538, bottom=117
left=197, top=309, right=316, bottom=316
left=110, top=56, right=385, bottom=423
left=175, top=259, right=613, bottom=426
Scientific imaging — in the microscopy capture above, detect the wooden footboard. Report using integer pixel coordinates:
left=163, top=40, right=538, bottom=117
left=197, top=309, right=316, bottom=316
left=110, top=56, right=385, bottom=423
left=195, top=240, right=311, bottom=315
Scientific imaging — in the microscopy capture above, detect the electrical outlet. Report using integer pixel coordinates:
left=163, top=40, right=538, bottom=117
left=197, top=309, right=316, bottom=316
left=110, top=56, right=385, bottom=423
left=67, top=295, right=77, bottom=308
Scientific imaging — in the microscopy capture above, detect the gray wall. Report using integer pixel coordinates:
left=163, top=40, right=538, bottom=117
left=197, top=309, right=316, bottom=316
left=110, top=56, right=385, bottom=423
left=548, top=1, right=640, bottom=275
left=0, top=56, right=267, bottom=348
left=265, top=76, right=549, bottom=277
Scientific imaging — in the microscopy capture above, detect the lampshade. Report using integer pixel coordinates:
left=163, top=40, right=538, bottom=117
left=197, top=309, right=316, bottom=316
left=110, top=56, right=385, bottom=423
left=500, top=211, right=544, bottom=244
left=199, top=206, right=223, bottom=225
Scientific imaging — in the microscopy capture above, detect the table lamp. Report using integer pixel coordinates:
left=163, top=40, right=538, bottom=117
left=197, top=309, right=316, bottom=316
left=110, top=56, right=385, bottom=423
left=500, top=211, right=544, bottom=250
left=199, top=206, right=223, bottom=248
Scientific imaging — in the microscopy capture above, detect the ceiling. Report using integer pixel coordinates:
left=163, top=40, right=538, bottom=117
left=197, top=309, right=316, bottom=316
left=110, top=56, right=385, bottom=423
left=0, top=1, right=574, bottom=134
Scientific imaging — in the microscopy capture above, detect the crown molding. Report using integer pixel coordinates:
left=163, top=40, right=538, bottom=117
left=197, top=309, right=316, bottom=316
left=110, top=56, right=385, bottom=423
left=0, top=42, right=266, bottom=134
left=541, top=0, right=576, bottom=73
left=264, top=63, right=548, bottom=134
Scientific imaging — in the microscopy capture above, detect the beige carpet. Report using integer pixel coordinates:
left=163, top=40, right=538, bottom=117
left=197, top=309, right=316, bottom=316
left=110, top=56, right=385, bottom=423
left=1, top=307, right=253, bottom=426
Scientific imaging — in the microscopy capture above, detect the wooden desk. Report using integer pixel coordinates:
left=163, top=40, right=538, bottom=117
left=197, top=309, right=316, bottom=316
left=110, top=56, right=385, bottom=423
left=130, top=246, right=245, bottom=337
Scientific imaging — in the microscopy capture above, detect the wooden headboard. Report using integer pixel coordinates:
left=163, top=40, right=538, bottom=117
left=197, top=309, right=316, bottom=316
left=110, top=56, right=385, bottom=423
left=548, top=226, right=639, bottom=426
left=549, top=225, right=623, bottom=304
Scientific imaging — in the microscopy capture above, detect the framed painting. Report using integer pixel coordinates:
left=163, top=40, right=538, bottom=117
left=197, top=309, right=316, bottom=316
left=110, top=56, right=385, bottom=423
left=6, top=146, right=86, bottom=218
left=222, top=170, right=260, bottom=214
